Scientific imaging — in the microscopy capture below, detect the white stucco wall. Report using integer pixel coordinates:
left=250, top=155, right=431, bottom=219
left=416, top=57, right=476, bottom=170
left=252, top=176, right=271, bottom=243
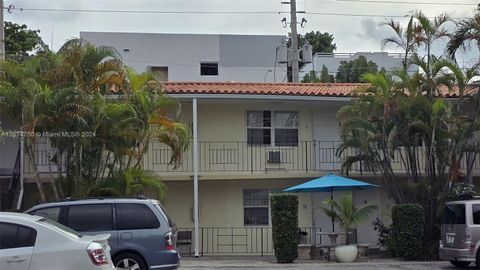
left=80, top=32, right=287, bottom=83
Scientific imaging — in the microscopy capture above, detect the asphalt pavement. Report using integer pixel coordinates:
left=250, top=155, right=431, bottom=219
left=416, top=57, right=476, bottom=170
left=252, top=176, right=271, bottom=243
left=179, top=256, right=465, bottom=269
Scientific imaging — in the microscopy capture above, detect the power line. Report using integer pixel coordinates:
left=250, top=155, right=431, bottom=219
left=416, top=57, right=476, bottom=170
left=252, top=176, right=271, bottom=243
left=6, top=6, right=468, bottom=19
left=307, top=12, right=466, bottom=19
left=6, top=6, right=281, bottom=14
left=335, top=0, right=477, bottom=6
left=307, top=11, right=405, bottom=18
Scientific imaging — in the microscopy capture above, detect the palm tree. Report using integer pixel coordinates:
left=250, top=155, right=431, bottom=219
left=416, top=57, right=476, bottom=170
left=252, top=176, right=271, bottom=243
left=58, top=38, right=126, bottom=94
left=125, top=68, right=190, bottom=168
left=88, top=168, right=167, bottom=202
left=446, top=12, right=480, bottom=61
left=439, top=63, right=480, bottom=185
left=1, top=39, right=191, bottom=200
left=320, top=192, right=378, bottom=245
left=381, top=16, right=417, bottom=71
left=408, top=54, right=456, bottom=98
left=337, top=72, right=407, bottom=203
left=0, top=58, right=50, bottom=202
left=45, top=39, right=128, bottom=195
left=412, top=11, right=452, bottom=71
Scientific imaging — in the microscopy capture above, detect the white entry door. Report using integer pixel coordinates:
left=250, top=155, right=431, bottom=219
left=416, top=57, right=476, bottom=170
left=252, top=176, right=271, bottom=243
left=353, top=190, right=380, bottom=247
left=312, top=109, right=342, bottom=171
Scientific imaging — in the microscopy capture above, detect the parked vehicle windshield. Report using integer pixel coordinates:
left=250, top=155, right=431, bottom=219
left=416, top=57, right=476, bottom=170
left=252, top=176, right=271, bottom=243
left=443, top=204, right=466, bottom=225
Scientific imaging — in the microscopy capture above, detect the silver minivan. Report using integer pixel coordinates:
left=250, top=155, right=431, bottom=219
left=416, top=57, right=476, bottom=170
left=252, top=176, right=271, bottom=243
left=25, top=197, right=179, bottom=270
left=439, top=200, right=480, bottom=268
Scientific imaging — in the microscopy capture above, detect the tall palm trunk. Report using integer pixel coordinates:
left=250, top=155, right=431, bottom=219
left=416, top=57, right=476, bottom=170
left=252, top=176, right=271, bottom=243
left=47, top=152, right=60, bottom=201
left=55, top=151, right=65, bottom=198
left=26, top=142, right=47, bottom=203
left=467, top=85, right=480, bottom=183
left=95, top=142, right=106, bottom=184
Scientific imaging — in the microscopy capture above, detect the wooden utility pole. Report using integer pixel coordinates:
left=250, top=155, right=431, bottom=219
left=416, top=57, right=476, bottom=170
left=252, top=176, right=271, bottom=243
left=0, top=0, right=4, bottom=61
left=290, top=0, right=299, bottom=82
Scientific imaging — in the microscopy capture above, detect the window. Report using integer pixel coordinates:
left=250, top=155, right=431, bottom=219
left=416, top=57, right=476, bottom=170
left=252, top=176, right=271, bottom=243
left=151, top=66, right=168, bottom=81
left=247, top=111, right=298, bottom=146
left=66, top=204, right=113, bottom=232
left=153, top=202, right=175, bottom=228
left=243, top=189, right=269, bottom=225
left=0, top=223, right=36, bottom=250
left=30, top=207, right=61, bottom=221
left=247, top=111, right=271, bottom=145
left=443, top=204, right=466, bottom=225
left=200, top=62, right=218, bottom=76
left=116, top=203, right=160, bottom=230
left=473, top=204, right=480, bottom=224
left=274, top=112, right=299, bottom=146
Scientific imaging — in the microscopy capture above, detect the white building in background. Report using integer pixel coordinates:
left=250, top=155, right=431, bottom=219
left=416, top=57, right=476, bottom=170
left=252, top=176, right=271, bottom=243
left=300, top=52, right=418, bottom=80
left=80, top=32, right=288, bottom=83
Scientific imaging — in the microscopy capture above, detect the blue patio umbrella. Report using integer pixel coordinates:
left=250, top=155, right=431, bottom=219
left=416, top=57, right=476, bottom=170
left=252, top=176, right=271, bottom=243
left=283, top=173, right=379, bottom=232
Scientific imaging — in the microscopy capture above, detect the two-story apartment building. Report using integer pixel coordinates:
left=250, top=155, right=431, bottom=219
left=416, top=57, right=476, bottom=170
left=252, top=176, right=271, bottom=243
left=145, top=82, right=480, bottom=255
left=1, top=32, right=478, bottom=256
left=1, top=81, right=479, bottom=256
left=154, top=82, right=388, bottom=255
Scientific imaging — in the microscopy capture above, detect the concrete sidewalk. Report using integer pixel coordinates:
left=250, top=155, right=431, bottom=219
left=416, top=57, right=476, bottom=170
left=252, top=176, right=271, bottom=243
left=178, top=256, right=454, bottom=269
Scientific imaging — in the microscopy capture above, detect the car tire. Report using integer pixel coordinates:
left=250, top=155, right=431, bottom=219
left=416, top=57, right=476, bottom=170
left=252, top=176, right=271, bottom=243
left=114, top=252, right=147, bottom=270
left=477, top=249, right=480, bottom=268
left=450, top=260, right=470, bottom=268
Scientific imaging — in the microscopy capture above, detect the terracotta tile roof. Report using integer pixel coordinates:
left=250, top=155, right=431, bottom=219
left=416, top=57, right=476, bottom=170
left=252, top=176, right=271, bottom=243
left=438, top=85, right=477, bottom=98
left=162, top=82, right=367, bottom=97
left=161, top=81, right=471, bottom=98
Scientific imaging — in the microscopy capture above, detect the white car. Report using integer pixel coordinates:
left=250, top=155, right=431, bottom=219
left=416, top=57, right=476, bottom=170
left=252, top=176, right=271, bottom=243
left=0, top=212, right=115, bottom=270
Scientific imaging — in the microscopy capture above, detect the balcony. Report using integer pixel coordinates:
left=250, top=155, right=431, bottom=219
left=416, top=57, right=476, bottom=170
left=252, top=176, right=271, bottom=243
left=143, top=141, right=480, bottom=177
left=22, top=140, right=480, bottom=178
left=144, top=141, right=343, bottom=175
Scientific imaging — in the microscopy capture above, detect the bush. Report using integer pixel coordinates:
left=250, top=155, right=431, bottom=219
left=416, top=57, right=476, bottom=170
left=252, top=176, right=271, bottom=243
left=444, top=182, right=477, bottom=201
left=270, top=193, right=298, bottom=263
left=391, top=204, right=424, bottom=260
left=372, top=218, right=395, bottom=256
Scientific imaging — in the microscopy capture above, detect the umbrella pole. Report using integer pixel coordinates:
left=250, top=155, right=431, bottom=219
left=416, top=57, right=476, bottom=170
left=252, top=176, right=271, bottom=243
left=330, top=188, right=335, bottom=232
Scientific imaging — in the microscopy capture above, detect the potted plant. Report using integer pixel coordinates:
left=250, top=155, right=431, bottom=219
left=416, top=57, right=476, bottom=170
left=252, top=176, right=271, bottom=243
left=321, top=192, right=378, bottom=262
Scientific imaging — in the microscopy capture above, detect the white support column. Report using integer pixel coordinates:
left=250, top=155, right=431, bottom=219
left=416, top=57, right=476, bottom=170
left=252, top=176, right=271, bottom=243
left=193, top=98, right=200, bottom=257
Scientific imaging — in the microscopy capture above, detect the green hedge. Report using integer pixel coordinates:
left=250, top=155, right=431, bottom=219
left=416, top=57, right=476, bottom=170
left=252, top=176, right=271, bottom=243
left=270, top=193, right=298, bottom=263
left=391, top=204, right=425, bottom=260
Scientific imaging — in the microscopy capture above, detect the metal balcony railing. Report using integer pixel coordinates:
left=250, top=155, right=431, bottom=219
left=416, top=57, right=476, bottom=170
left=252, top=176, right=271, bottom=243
left=176, top=226, right=322, bottom=256
left=144, top=140, right=480, bottom=175
left=22, top=140, right=480, bottom=176
left=144, top=141, right=345, bottom=173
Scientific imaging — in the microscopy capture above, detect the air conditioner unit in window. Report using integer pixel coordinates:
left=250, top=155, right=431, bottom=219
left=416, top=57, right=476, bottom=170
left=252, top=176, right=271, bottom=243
left=267, top=150, right=281, bottom=163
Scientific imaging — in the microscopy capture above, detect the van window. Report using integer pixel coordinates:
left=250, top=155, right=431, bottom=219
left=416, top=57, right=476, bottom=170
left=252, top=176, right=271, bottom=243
left=30, top=207, right=61, bottom=221
left=153, top=202, right=175, bottom=228
left=473, top=204, right=480, bottom=224
left=443, top=204, right=466, bottom=224
left=38, top=218, right=81, bottom=239
left=116, top=203, right=160, bottom=230
left=66, top=204, right=113, bottom=232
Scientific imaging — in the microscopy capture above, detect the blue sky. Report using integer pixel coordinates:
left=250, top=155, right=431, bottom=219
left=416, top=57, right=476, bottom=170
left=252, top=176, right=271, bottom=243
left=5, top=0, right=479, bottom=66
